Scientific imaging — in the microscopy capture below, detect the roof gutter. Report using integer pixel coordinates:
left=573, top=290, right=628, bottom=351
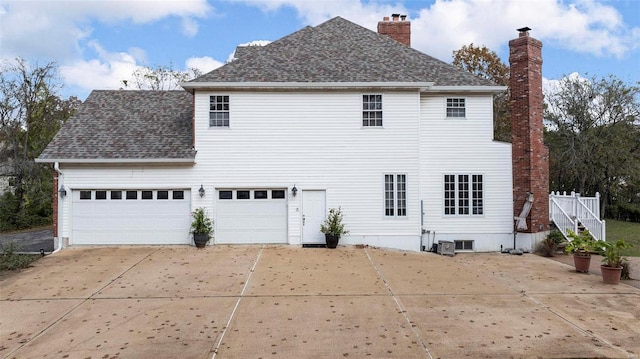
left=180, top=81, right=435, bottom=92
left=427, top=85, right=507, bottom=94
left=35, top=158, right=195, bottom=164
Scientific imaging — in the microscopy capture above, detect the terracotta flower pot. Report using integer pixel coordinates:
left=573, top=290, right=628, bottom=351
left=573, top=254, right=591, bottom=273
left=600, top=265, right=622, bottom=285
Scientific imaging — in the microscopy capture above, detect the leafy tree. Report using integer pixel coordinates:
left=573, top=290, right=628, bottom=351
left=0, top=58, right=79, bottom=230
left=122, top=64, right=202, bottom=90
left=452, top=43, right=511, bottom=142
left=544, top=74, right=640, bottom=219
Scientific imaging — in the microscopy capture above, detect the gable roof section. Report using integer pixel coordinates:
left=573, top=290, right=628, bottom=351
left=37, top=90, right=194, bottom=163
left=186, top=17, right=496, bottom=88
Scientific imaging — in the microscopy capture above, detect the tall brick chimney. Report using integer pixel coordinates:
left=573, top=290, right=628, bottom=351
left=509, top=27, right=549, bottom=238
left=377, top=14, right=410, bottom=46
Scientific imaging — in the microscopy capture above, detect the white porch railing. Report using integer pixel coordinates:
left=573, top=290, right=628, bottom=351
left=549, top=191, right=606, bottom=242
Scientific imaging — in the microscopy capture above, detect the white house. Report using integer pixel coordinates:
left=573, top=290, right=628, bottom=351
left=38, top=16, right=539, bottom=252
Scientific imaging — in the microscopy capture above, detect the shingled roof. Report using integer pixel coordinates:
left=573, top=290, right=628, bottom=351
left=190, top=16, right=495, bottom=87
left=37, top=91, right=194, bottom=163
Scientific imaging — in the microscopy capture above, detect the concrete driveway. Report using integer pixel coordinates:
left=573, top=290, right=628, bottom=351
left=1, top=246, right=639, bottom=359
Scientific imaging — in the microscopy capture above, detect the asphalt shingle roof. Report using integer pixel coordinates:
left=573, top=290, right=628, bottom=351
left=192, top=16, right=495, bottom=86
left=38, top=90, right=194, bottom=161
left=40, top=16, right=497, bottom=162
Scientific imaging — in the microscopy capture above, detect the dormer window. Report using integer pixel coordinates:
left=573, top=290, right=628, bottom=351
left=210, top=95, right=230, bottom=127
left=446, top=98, right=465, bottom=118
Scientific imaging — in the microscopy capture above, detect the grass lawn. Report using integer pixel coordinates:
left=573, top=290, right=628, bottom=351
left=606, top=219, right=640, bottom=257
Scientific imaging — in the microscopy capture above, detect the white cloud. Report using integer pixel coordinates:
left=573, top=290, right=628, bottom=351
left=59, top=42, right=141, bottom=91
left=410, top=0, right=640, bottom=61
left=0, top=0, right=211, bottom=60
left=234, top=0, right=405, bottom=29
left=185, top=57, right=224, bottom=73
left=60, top=43, right=226, bottom=96
left=237, top=0, right=639, bottom=62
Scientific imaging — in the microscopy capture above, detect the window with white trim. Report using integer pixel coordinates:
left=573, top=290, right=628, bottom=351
left=363, top=94, right=383, bottom=127
left=446, top=98, right=465, bottom=118
left=444, top=174, right=483, bottom=215
left=385, top=174, right=406, bottom=217
left=210, top=95, right=230, bottom=127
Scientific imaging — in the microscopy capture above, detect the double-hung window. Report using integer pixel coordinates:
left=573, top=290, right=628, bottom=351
left=210, top=95, right=230, bottom=127
left=446, top=98, right=465, bottom=118
left=385, top=174, right=406, bottom=217
left=444, top=174, right=483, bottom=215
left=363, top=94, right=383, bottom=127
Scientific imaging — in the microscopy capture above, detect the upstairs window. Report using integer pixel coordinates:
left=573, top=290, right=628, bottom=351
left=363, top=94, right=383, bottom=127
left=446, top=98, right=465, bottom=118
left=210, top=95, right=230, bottom=127
left=444, top=174, right=483, bottom=215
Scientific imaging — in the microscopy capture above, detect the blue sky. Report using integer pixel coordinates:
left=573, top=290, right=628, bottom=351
left=1, top=0, right=638, bottom=100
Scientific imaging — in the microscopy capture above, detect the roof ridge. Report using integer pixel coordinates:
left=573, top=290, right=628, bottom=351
left=190, top=16, right=497, bottom=87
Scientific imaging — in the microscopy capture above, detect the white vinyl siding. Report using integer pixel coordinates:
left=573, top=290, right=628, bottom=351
left=419, top=94, right=513, bottom=244
left=194, top=90, right=421, bottom=244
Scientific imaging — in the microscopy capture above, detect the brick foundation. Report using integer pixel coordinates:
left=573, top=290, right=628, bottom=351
left=509, top=28, right=549, bottom=233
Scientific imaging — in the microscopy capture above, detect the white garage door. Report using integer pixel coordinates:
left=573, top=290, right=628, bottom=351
left=216, top=189, right=287, bottom=244
left=72, top=189, right=191, bottom=245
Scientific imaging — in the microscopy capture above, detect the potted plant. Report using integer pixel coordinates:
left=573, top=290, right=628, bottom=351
left=190, top=208, right=213, bottom=248
left=597, top=239, right=633, bottom=285
left=564, top=229, right=597, bottom=273
left=320, top=207, right=349, bottom=249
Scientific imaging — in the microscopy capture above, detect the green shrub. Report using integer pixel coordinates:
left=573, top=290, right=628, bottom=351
left=0, top=241, right=41, bottom=271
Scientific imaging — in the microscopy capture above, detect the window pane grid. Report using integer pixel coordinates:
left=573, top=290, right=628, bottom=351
left=396, top=175, right=406, bottom=216
left=444, top=174, right=483, bottom=216
left=446, top=98, right=466, bottom=118
left=472, top=175, right=484, bottom=215
left=458, top=175, right=469, bottom=215
left=363, top=94, right=383, bottom=127
left=210, top=95, right=230, bottom=127
left=385, top=174, right=394, bottom=216
left=385, top=174, right=406, bottom=217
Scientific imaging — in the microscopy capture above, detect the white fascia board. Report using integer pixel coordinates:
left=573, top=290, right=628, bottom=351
left=180, top=81, right=434, bottom=91
left=35, top=158, right=195, bottom=164
left=428, top=85, right=507, bottom=94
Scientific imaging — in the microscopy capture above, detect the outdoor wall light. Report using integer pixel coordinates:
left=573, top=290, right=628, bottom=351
left=58, top=185, right=67, bottom=198
left=199, top=184, right=205, bottom=198
left=291, top=185, right=298, bottom=197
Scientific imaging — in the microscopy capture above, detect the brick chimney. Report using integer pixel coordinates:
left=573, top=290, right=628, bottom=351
left=377, top=14, right=410, bottom=46
left=509, top=27, right=549, bottom=236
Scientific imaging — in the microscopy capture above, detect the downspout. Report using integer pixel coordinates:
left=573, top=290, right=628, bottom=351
left=53, top=162, right=64, bottom=253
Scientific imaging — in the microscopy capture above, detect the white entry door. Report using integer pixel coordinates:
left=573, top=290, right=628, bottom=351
left=302, top=190, right=326, bottom=245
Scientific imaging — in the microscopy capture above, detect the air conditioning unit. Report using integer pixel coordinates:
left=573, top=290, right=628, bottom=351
left=437, top=240, right=455, bottom=256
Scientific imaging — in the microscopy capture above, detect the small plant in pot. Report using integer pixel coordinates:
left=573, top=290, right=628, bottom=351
left=320, top=207, right=349, bottom=249
left=565, top=229, right=597, bottom=273
left=597, top=238, right=633, bottom=285
left=190, top=208, right=213, bottom=248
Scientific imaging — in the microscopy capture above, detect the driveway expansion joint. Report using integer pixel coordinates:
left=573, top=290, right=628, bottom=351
left=364, top=247, right=434, bottom=359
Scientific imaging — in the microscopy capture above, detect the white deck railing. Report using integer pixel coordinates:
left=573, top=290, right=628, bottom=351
left=549, top=191, right=606, bottom=241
